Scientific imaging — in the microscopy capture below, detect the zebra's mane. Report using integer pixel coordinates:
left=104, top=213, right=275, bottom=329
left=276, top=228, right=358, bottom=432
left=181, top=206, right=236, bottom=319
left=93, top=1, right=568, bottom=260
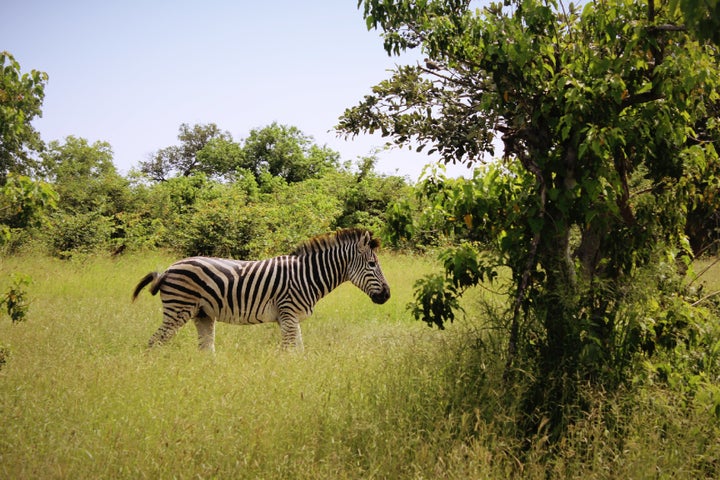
left=289, top=228, right=380, bottom=256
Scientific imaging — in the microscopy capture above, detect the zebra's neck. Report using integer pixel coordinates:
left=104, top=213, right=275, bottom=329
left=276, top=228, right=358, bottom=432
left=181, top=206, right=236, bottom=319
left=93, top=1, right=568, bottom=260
left=297, top=248, right=349, bottom=301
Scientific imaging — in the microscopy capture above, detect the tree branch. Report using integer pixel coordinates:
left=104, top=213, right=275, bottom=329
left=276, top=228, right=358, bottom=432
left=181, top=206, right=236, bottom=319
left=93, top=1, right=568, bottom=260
left=621, top=90, right=664, bottom=110
left=647, top=24, right=687, bottom=33
left=691, top=290, right=720, bottom=307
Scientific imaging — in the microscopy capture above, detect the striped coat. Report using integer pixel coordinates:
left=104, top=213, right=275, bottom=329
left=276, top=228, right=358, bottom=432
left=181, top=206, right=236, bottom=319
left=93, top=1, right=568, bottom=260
left=133, top=229, right=390, bottom=351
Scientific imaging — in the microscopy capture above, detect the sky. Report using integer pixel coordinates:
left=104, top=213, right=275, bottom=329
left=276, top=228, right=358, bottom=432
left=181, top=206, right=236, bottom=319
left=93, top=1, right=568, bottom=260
left=2, top=0, right=476, bottom=181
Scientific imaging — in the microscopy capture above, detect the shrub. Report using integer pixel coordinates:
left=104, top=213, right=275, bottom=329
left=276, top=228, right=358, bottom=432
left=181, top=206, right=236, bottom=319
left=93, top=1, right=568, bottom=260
left=175, top=195, right=260, bottom=258
left=0, top=345, right=8, bottom=371
left=0, top=274, right=31, bottom=323
left=245, top=179, right=343, bottom=258
left=45, top=212, right=113, bottom=258
left=111, top=212, right=167, bottom=251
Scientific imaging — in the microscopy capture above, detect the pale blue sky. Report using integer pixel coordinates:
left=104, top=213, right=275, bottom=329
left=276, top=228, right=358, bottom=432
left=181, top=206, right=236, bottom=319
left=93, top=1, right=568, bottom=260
left=2, top=0, right=474, bottom=180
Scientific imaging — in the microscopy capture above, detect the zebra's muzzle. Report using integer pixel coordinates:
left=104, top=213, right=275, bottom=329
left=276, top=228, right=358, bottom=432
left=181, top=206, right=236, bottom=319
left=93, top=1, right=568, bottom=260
left=371, top=286, right=391, bottom=304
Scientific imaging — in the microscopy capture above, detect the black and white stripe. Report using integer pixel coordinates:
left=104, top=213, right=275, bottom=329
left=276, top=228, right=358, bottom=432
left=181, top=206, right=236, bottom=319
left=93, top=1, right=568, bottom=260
left=133, top=229, right=390, bottom=351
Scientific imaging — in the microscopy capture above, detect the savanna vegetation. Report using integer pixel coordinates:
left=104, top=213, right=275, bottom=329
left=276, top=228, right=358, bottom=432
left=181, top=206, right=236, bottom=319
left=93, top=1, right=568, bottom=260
left=1, top=252, right=719, bottom=479
left=2, top=0, right=720, bottom=477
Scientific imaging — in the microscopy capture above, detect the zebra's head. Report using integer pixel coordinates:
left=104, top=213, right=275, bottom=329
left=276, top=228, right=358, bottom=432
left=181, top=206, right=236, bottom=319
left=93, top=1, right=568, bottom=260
left=347, top=230, right=391, bottom=305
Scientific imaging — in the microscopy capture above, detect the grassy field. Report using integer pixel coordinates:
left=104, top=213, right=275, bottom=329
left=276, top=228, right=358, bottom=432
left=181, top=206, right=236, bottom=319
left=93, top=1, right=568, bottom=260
left=1, top=251, right=719, bottom=479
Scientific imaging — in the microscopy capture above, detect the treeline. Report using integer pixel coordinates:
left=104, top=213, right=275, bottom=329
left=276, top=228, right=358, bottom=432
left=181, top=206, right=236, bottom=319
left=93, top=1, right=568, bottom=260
left=3, top=120, right=720, bottom=262
left=1, top=122, right=418, bottom=259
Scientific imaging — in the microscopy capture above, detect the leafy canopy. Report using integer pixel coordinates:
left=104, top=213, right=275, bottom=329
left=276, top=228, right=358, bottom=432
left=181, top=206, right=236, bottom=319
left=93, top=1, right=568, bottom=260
left=242, top=122, right=341, bottom=184
left=137, top=122, right=341, bottom=185
left=0, top=51, right=48, bottom=183
left=340, top=0, right=720, bottom=433
left=138, top=123, right=234, bottom=181
left=41, top=136, right=129, bottom=215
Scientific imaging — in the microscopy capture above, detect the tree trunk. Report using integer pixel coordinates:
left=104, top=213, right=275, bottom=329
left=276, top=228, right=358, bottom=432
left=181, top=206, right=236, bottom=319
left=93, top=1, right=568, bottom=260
left=539, top=218, right=578, bottom=364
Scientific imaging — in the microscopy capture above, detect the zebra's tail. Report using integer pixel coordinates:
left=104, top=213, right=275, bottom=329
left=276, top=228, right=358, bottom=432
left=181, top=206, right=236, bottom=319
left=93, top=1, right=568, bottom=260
left=132, top=272, right=164, bottom=301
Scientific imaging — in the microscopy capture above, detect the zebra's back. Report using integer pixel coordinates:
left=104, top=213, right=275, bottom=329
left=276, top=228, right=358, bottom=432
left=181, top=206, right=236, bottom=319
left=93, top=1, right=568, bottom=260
left=159, top=256, right=293, bottom=325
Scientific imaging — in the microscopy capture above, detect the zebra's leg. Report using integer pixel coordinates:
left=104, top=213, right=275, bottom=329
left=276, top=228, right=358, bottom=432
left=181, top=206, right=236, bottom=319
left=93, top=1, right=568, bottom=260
left=278, top=313, right=304, bottom=352
left=148, top=309, right=192, bottom=348
left=193, top=316, right=216, bottom=352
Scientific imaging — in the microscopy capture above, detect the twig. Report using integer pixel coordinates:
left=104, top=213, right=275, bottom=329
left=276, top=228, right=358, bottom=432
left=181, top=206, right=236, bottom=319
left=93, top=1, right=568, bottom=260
left=691, top=290, right=720, bottom=307
left=695, top=240, right=719, bottom=259
left=689, top=253, right=720, bottom=287
left=647, top=24, right=687, bottom=33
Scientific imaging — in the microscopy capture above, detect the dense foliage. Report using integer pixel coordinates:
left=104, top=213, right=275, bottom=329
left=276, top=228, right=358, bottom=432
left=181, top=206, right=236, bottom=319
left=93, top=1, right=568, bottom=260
left=0, top=114, right=411, bottom=259
left=0, top=51, right=47, bottom=183
left=0, top=49, right=412, bottom=256
left=339, top=0, right=720, bottom=437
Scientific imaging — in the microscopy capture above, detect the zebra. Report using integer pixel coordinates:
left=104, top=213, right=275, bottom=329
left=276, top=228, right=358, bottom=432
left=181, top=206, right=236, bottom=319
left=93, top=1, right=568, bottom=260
left=132, top=228, right=390, bottom=351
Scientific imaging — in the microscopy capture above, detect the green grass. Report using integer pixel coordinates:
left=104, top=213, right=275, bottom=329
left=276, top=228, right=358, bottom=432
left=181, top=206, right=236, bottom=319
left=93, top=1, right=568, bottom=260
left=1, top=252, right=719, bottom=479
left=0, top=252, right=460, bottom=478
left=691, top=256, right=720, bottom=296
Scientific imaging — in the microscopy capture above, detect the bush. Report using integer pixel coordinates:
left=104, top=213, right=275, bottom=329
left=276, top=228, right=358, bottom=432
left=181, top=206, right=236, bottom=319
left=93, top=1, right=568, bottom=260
left=167, top=176, right=344, bottom=260
left=45, top=212, right=113, bottom=258
left=0, top=345, right=8, bottom=371
left=333, top=167, right=411, bottom=235
left=1, top=274, right=31, bottom=323
left=111, top=212, right=167, bottom=252
left=245, top=179, right=343, bottom=258
left=175, top=195, right=260, bottom=259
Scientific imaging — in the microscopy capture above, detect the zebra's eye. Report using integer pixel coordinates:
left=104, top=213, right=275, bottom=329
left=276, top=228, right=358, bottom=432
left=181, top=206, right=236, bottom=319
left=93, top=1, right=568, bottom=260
left=368, top=261, right=377, bottom=268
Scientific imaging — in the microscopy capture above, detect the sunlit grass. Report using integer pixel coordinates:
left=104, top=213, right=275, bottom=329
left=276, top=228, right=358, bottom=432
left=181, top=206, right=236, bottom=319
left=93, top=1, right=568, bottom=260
left=691, top=256, right=720, bottom=293
left=0, top=251, right=458, bottom=478
left=1, top=251, right=718, bottom=478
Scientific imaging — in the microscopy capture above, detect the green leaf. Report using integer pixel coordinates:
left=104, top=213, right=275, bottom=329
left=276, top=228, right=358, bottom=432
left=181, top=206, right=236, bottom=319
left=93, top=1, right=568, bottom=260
left=636, top=82, right=653, bottom=95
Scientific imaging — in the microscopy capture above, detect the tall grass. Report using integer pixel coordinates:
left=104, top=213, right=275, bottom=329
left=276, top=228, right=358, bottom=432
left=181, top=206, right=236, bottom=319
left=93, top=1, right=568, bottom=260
left=1, top=252, right=719, bottom=478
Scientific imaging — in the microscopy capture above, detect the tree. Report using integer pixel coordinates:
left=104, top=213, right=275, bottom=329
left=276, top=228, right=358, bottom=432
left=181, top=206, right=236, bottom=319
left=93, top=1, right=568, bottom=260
left=195, top=137, right=245, bottom=182
left=673, top=0, right=720, bottom=45
left=0, top=173, right=57, bottom=245
left=242, top=122, right=340, bottom=183
left=0, top=51, right=48, bottom=183
left=41, top=136, right=129, bottom=215
left=139, top=123, right=234, bottom=181
left=333, top=155, right=411, bottom=233
left=339, top=0, right=720, bottom=435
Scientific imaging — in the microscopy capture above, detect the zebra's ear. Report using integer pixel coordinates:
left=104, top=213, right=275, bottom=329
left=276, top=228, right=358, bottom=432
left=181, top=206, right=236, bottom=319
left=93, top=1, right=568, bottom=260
left=358, top=230, right=372, bottom=251
left=359, top=230, right=381, bottom=251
